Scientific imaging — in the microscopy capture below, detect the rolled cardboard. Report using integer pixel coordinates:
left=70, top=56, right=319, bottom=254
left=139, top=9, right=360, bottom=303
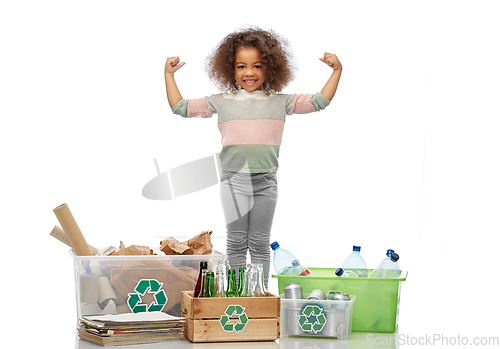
left=80, top=273, right=99, bottom=303
left=81, top=302, right=102, bottom=316
left=53, top=203, right=93, bottom=256
left=89, top=261, right=107, bottom=277
left=50, top=225, right=98, bottom=255
left=100, top=299, right=118, bottom=315
left=98, top=276, right=117, bottom=305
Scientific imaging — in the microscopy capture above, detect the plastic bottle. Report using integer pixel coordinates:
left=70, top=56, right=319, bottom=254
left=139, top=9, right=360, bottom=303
left=335, top=267, right=359, bottom=278
left=287, top=259, right=310, bottom=276
left=370, top=251, right=400, bottom=278
left=270, top=241, right=311, bottom=276
left=340, top=246, right=368, bottom=277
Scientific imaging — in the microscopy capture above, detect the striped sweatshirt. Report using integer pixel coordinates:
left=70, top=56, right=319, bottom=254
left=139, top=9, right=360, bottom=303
left=172, top=89, right=330, bottom=173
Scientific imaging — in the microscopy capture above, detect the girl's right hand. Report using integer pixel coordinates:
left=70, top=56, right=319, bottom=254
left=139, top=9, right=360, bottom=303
left=165, top=56, right=185, bottom=74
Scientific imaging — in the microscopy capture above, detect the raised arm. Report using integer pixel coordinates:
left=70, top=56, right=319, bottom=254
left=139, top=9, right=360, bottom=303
left=164, top=56, right=185, bottom=108
left=319, top=53, right=342, bottom=101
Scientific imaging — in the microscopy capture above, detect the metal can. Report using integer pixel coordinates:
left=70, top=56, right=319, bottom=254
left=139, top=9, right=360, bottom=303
left=327, top=290, right=350, bottom=301
left=306, top=289, right=326, bottom=300
left=284, top=283, right=303, bottom=299
left=323, top=309, right=343, bottom=337
left=286, top=308, right=304, bottom=335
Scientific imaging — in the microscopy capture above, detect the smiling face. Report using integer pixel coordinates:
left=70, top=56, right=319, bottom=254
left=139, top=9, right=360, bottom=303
left=234, top=47, right=265, bottom=92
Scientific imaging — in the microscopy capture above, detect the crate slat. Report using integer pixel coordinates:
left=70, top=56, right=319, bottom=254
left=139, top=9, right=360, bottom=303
left=185, top=317, right=279, bottom=342
left=182, top=291, right=279, bottom=319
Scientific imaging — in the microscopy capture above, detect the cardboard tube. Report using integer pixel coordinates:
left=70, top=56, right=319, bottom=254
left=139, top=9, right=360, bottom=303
left=80, top=273, right=99, bottom=303
left=53, top=203, right=93, bottom=256
left=50, top=225, right=71, bottom=246
left=50, top=225, right=98, bottom=255
left=81, top=302, right=102, bottom=316
left=98, top=276, right=117, bottom=305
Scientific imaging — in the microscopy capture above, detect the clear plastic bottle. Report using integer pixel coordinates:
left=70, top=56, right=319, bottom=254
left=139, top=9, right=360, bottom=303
left=288, top=259, right=312, bottom=276
left=340, top=246, right=368, bottom=277
left=335, top=267, right=359, bottom=278
left=270, top=241, right=311, bottom=276
left=370, top=251, right=400, bottom=278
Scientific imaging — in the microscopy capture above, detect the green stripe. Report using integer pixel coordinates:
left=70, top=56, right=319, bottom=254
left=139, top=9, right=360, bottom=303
left=311, top=92, right=330, bottom=111
left=220, top=145, right=280, bottom=173
left=171, top=99, right=189, bottom=117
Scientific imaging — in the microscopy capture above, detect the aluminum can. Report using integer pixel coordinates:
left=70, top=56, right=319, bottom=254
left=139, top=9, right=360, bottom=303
left=284, top=283, right=303, bottom=299
left=306, top=289, right=326, bottom=300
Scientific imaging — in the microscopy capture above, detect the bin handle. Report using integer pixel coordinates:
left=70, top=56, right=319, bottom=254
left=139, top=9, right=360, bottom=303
left=398, top=270, right=408, bottom=280
left=326, top=290, right=342, bottom=300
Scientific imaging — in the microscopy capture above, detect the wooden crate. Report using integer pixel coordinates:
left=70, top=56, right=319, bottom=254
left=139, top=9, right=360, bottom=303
left=181, top=291, right=280, bottom=342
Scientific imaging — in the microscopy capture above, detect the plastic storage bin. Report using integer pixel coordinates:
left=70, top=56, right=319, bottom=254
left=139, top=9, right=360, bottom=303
left=72, top=252, right=227, bottom=320
left=273, top=268, right=407, bottom=333
left=280, top=293, right=356, bottom=339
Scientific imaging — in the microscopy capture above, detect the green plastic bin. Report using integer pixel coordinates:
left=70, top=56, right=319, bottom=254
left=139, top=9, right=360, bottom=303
left=272, top=268, right=407, bottom=333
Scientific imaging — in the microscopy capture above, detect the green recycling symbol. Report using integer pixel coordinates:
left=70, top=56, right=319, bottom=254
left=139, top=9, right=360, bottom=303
left=298, top=305, right=327, bottom=333
left=219, top=304, right=248, bottom=333
left=127, top=279, right=167, bottom=313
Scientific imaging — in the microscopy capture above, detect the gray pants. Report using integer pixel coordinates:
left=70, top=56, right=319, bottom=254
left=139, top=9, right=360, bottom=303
left=220, top=171, right=278, bottom=288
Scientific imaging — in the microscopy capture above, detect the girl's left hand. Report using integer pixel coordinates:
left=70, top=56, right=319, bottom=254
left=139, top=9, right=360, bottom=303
left=319, top=53, right=342, bottom=70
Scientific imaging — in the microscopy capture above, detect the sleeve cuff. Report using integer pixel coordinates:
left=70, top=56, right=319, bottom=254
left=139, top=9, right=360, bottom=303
left=311, top=92, right=331, bottom=111
left=171, top=99, right=189, bottom=117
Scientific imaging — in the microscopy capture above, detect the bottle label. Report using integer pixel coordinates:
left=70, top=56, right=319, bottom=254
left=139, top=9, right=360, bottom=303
left=300, top=269, right=311, bottom=276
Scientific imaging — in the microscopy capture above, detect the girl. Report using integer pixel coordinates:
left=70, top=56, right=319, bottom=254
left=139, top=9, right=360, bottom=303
left=165, top=27, right=341, bottom=287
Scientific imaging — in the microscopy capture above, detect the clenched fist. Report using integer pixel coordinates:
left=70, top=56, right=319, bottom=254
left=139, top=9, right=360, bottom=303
left=165, top=56, right=185, bottom=75
left=319, top=53, right=342, bottom=70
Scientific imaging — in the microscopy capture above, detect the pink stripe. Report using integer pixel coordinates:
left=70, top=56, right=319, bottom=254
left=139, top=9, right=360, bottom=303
left=218, top=119, right=285, bottom=146
left=187, top=98, right=211, bottom=118
left=293, top=94, right=316, bottom=114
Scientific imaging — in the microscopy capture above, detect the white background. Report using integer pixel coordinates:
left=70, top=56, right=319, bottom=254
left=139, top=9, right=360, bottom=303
left=1, top=0, right=499, bottom=347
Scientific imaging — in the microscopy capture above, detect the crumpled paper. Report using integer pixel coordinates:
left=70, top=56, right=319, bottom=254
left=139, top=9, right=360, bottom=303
left=108, top=241, right=156, bottom=256
left=100, top=258, right=198, bottom=314
left=160, top=230, right=213, bottom=255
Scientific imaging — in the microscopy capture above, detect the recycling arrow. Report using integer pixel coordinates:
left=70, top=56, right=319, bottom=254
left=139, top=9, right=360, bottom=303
left=297, top=304, right=327, bottom=334
left=127, top=279, right=168, bottom=313
left=219, top=304, right=248, bottom=333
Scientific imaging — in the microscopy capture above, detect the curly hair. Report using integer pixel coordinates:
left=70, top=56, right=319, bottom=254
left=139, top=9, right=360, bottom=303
left=206, top=27, right=296, bottom=93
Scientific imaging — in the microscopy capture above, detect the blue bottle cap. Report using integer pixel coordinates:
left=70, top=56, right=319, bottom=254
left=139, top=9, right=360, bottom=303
left=270, top=241, right=280, bottom=250
left=390, top=253, right=399, bottom=262
left=335, top=268, right=344, bottom=276
left=386, top=249, right=394, bottom=257
left=353, top=246, right=361, bottom=252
